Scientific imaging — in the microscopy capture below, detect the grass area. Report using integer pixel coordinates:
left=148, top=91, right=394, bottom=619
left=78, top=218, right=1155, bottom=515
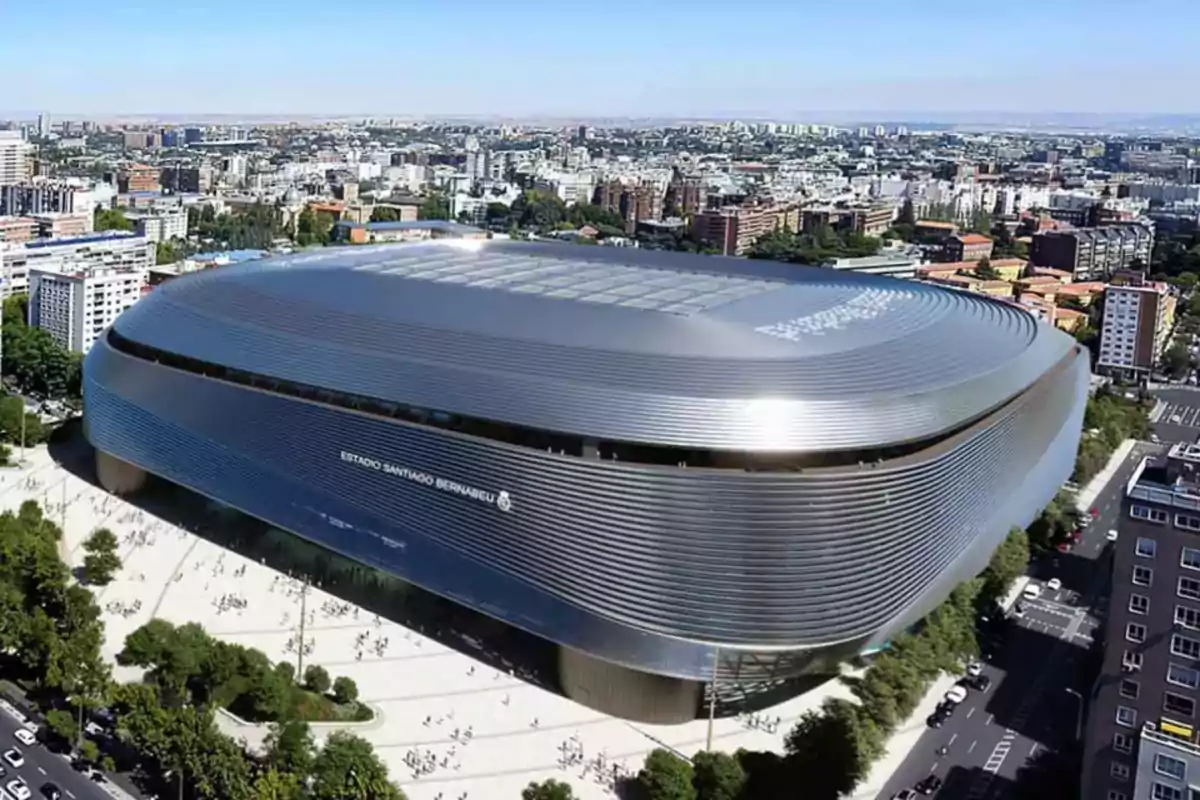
left=287, top=685, right=374, bottom=723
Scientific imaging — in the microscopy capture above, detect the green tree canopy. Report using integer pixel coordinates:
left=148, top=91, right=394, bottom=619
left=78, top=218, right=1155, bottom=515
left=331, top=675, right=358, bottom=705
left=94, top=207, right=132, bottom=232
left=417, top=193, right=451, bottom=221
left=691, top=750, right=745, bottom=800
left=522, top=778, right=578, bottom=800
left=310, top=730, right=404, bottom=800
left=81, top=527, right=122, bottom=585
left=303, top=664, right=331, bottom=694
left=638, top=748, right=695, bottom=800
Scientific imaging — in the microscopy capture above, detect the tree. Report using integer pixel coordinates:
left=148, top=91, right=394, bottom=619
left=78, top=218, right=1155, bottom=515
left=45, top=708, right=76, bottom=743
left=980, top=528, right=1030, bottom=607
left=78, top=738, right=100, bottom=764
left=304, top=664, right=331, bottom=694
left=81, top=527, right=122, bottom=585
left=638, top=748, right=695, bottom=800
left=782, top=699, right=876, bottom=799
left=370, top=206, right=400, bottom=223
left=417, top=193, right=451, bottom=221
left=310, top=730, right=403, bottom=800
left=1164, top=341, right=1193, bottom=379
left=331, top=675, right=358, bottom=705
left=691, top=750, right=745, bottom=800
left=264, top=720, right=316, bottom=779
left=294, top=208, right=336, bottom=247
left=974, top=257, right=999, bottom=281
left=522, top=778, right=577, bottom=800
left=510, top=190, right=567, bottom=232
left=94, top=208, right=132, bottom=232
left=254, top=769, right=305, bottom=800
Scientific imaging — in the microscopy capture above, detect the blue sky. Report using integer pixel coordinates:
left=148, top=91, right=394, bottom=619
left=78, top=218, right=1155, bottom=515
left=4, top=0, right=1199, bottom=117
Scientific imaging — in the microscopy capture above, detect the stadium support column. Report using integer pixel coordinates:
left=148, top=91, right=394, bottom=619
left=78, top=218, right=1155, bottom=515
left=557, top=645, right=701, bottom=724
left=95, top=449, right=147, bottom=495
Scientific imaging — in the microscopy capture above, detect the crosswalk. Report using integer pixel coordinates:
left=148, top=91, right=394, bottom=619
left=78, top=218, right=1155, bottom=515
left=1158, top=401, right=1200, bottom=428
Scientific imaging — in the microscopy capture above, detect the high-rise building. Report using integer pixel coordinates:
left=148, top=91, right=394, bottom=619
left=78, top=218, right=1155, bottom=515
left=690, top=203, right=800, bottom=256
left=0, top=131, right=33, bottom=185
left=28, top=260, right=147, bottom=353
left=1097, top=271, right=1177, bottom=379
left=0, top=182, right=79, bottom=215
left=596, top=181, right=663, bottom=235
left=36, top=113, right=51, bottom=138
left=1082, top=444, right=1200, bottom=800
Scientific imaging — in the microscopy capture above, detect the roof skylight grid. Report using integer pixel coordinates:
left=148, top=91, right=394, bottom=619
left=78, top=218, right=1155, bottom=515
left=354, top=253, right=783, bottom=315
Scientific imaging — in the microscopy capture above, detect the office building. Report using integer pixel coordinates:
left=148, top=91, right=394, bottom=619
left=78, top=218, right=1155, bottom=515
left=1030, top=223, right=1155, bottom=281
left=83, top=241, right=1086, bottom=723
left=160, top=166, right=210, bottom=194
left=0, top=131, right=33, bottom=185
left=0, top=182, right=80, bottom=216
left=28, top=262, right=147, bottom=354
left=1097, top=272, right=1177, bottom=378
left=691, top=203, right=800, bottom=256
left=0, top=233, right=154, bottom=298
left=1082, top=445, right=1200, bottom=800
left=942, top=233, right=995, bottom=264
left=114, top=165, right=161, bottom=194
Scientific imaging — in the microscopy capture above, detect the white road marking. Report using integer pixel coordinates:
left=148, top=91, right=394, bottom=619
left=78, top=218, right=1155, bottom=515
left=968, top=740, right=978, bottom=753
left=984, top=740, right=1012, bottom=773
left=1030, top=742, right=1039, bottom=756
left=36, top=765, right=45, bottom=774
left=66, top=792, right=76, bottom=800
left=986, top=714, right=994, bottom=726
left=949, top=733, right=958, bottom=745
left=966, top=707, right=975, bottom=719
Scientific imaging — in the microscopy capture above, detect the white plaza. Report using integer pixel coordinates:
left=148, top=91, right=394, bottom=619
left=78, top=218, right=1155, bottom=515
left=4, top=445, right=857, bottom=800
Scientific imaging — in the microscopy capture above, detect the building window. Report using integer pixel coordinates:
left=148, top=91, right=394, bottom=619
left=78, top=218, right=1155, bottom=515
left=1131, top=594, right=1151, bottom=615
left=1155, top=752, right=1187, bottom=781
left=1177, top=605, right=1200, bottom=630
left=1133, top=505, right=1169, bottom=523
left=1119, top=678, right=1140, bottom=699
left=1180, top=577, right=1200, bottom=601
left=1177, top=516, right=1200, bottom=533
left=1183, top=547, right=1200, bottom=570
left=1165, top=691, right=1196, bottom=718
left=1111, top=761, right=1130, bottom=780
left=1168, top=663, right=1200, bottom=689
left=1153, top=783, right=1184, bottom=800
left=1107, top=792, right=1127, bottom=800
left=1134, top=565, right=1155, bottom=586
left=1113, top=732, right=1134, bottom=754
left=1116, top=706, right=1137, bottom=727
left=1127, top=623, right=1148, bottom=643
left=1124, top=650, right=1144, bottom=670
left=1137, top=537, right=1159, bottom=557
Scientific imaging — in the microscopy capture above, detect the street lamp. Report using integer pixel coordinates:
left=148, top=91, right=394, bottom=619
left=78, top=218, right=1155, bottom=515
left=1065, top=688, right=1084, bottom=741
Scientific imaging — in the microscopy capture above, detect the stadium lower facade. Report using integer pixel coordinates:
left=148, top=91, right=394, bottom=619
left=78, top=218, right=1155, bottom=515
left=83, top=241, right=1088, bottom=723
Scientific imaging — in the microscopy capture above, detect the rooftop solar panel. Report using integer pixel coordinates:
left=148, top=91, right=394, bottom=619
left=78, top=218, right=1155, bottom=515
left=355, top=252, right=783, bottom=316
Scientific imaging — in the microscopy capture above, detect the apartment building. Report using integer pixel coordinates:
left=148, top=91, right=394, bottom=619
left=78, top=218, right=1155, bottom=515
left=28, top=262, right=147, bottom=353
left=942, top=233, right=995, bottom=264
left=125, top=210, right=187, bottom=243
left=1097, top=271, right=1177, bottom=379
left=0, top=182, right=79, bottom=216
left=114, top=165, right=161, bottom=194
left=691, top=203, right=800, bottom=256
left=1081, top=444, right=1200, bottom=800
left=0, top=233, right=154, bottom=298
left=595, top=181, right=664, bottom=235
left=0, top=131, right=33, bottom=186
left=1030, top=223, right=1155, bottom=280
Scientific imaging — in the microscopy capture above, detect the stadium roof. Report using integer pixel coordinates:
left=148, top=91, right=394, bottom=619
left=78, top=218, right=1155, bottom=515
left=109, top=240, right=1078, bottom=452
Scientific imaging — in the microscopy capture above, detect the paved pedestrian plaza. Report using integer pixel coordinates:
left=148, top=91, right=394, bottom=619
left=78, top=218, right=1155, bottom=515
left=4, top=446, right=851, bottom=800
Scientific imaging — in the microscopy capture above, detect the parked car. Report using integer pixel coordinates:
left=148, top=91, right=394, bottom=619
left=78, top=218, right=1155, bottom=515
left=1047, top=578, right=1062, bottom=592
left=13, top=729, right=35, bottom=747
left=965, top=674, right=992, bottom=692
left=943, top=685, right=969, bottom=705
left=915, top=774, right=944, bottom=795
left=1107, top=529, right=1120, bottom=542
left=1022, top=583, right=1043, bottom=600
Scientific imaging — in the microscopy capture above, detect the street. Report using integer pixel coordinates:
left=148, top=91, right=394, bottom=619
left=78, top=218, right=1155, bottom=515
left=875, top=441, right=1159, bottom=800
left=1150, top=387, right=1200, bottom=444
left=0, top=711, right=115, bottom=800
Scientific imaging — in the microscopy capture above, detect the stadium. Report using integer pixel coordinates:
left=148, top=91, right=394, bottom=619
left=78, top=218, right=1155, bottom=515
left=82, top=240, right=1088, bottom=723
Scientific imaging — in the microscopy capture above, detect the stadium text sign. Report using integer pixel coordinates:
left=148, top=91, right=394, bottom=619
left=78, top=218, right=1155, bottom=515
left=339, top=450, right=512, bottom=512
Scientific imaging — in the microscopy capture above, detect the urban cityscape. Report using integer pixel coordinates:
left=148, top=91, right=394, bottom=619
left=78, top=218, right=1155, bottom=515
left=3, top=4, right=1200, bottom=800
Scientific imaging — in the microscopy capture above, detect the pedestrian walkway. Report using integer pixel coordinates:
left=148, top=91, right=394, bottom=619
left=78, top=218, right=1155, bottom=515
left=1074, top=439, right=1137, bottom=513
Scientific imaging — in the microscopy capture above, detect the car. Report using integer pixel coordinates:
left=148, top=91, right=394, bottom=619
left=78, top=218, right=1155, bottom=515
left=1022, top=582, right=1043, bottom=600
left=2, top=749, right=23, bottom=769
left=1047, top=578, right=1062, bottom=591
left=7, top=778, right=30, bottom=800
left=12, top=728, right=35, bottom=746
left=1172, top=414, right=1183, bottom=424
left=966, top=662, right=983, bottom=677
left=1056, top=541, right=1073, bottom=553
left=926, top=705, right=952, bottom=728
left=39, top=782, right=62, bottom=800
left=944, top=685, right=969, bottom=704
left=1152, top=434, right=1161, bottom=443
left=967, top=674, right=992, bottom=692
left=1107, top=529, right=1120, bottom=542
left=915, top=774, right=944, bottom=794
left=892, top=791, right=918, bottom=800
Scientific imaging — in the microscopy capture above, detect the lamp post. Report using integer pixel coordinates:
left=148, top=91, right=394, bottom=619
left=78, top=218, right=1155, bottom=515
left=1065, top=688, right=1084, bottom=741
left=705, top=648, right=721, bottom=751
left=295, top=575, right=310, bottom=682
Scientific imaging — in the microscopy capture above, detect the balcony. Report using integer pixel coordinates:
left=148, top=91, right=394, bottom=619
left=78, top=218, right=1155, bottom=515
left=1143, top=720, right=1200, bottom=758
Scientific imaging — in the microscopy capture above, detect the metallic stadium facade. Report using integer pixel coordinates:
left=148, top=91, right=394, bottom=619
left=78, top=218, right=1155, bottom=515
left=82, top=241, right=1088, bottom=722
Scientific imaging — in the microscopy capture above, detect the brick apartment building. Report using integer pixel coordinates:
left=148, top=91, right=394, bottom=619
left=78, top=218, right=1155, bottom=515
left=595, top=181, right=664, bottom=235
left=1096, top=271, right=1177, bottom=379
left=691, top=203, right=800, bottom=256
left=942, top=232, right=995, bottom=264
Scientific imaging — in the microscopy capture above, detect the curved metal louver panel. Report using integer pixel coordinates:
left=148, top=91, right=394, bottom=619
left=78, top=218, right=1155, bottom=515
left=83, top=334, right=1088, bottom=682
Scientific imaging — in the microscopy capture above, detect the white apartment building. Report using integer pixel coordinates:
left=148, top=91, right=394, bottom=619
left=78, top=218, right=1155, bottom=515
left=0, top=131, right=33, bottom=185
left=126, top=210, right=188, bottom=243
left=1097, top=273, right=1177, bottom=378
left=28, top=263, right=147, bottom=354
left=0, top=233, right=154, bottom=299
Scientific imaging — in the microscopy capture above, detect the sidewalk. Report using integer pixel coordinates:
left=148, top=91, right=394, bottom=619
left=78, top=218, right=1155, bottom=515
left=1073, top=438, right=1137, bottom=514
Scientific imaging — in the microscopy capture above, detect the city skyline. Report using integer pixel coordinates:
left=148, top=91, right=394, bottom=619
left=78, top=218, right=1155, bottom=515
left=6, top=0, right=1200, bottom=117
